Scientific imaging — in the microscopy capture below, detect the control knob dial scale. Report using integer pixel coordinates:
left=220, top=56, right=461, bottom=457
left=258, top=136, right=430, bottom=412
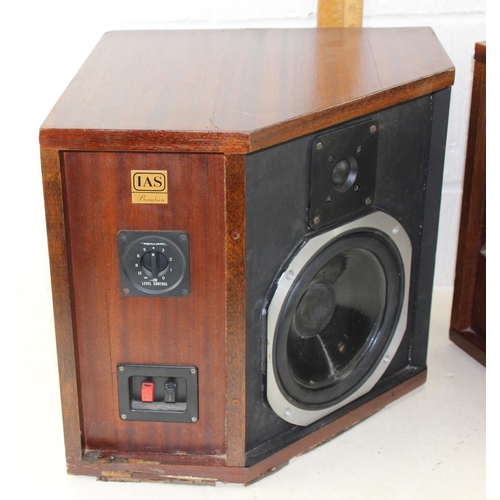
left=118, top=230, right=190, bottom=297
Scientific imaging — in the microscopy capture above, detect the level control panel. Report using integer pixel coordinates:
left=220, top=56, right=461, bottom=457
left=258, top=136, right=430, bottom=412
left=118, top=230, right=190, bottom=297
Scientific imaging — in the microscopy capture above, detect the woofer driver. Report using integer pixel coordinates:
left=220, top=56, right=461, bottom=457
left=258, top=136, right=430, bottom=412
left=266, top=211, right=412, bottom=426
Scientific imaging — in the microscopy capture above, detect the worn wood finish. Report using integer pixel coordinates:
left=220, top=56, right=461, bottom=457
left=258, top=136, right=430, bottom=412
left=64, top=371, right=427, bottom=483
left=62, top=151, right=228, bottom=456
left=64, top=370, right=426, bottom=484
left=224, top=155, right=247, bottom=466
left=40, top=29, right=454, bottom=154
left=450, top=42, right=486, bottom=366
left=40, top=150, right=83, bottom=461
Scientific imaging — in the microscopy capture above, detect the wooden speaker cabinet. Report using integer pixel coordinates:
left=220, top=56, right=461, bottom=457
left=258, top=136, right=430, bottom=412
left=40, top=29, right=454, bottom=485
left=449, top=42, right=486, bottom=366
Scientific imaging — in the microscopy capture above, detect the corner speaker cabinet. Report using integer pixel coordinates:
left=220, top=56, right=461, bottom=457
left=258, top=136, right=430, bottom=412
left=40, top=29, right=454, bottom=485
left=449, top=42, right=486, bottom=366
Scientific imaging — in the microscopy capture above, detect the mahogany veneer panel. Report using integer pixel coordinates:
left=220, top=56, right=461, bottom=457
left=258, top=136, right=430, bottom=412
left=62, top=152, right=227, bottom=455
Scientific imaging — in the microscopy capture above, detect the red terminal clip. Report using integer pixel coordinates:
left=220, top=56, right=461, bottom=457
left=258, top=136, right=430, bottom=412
left=141, top=382, right=155, bottom=402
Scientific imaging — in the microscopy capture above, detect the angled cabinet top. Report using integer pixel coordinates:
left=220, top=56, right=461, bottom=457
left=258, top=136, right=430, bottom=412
left=40, top=28, right=454, bottom=153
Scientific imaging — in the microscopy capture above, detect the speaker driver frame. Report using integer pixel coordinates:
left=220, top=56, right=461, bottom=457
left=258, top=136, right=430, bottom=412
left=266, top=210, right=412, bottom=426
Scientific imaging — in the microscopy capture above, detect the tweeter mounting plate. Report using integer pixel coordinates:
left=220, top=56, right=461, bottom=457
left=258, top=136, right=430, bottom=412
left=309, top=119, right=379, bottom=230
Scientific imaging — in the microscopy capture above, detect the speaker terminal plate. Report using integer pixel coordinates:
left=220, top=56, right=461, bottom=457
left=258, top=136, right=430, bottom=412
left=117, top=364, right=199, bottom=423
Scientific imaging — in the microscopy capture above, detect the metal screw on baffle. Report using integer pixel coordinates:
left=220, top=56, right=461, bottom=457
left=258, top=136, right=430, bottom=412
left=179, top=234, right=187, bottom=242
left=328, top=155, right=334, bottom=163
left=190, top=368, right=197, bottom=374
left=119, top=233, right=127, bottom=241
left=122, top=288, right=130, bottom=295
left=121, top=414, right=128, bottom=420
left=370, top=125, right=377, bottom=134
left=182, top=289, right=188, bottom=296
left=365, top=197, right=372, bottom=205
left=313, top=216, right=321, bottom=225
left=316, top=141, right=323, bottom=151
left=118, top=366, right=125, bottom=372
left=191, top=417, right=198, bottom=423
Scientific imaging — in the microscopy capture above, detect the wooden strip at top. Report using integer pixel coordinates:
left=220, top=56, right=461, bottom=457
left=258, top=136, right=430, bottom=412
left=318, top=0, right=345, bottom=28
left=318, top=0, right=364, bottom=28
left=40, top=28, right=454, bottom=153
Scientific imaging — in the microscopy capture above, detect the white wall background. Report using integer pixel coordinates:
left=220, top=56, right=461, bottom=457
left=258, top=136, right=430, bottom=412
left=1, top=1, right=488, bottom=494
left=364, top=2, right=486, bottom=287
left=2, top=0, right=486, bottom=292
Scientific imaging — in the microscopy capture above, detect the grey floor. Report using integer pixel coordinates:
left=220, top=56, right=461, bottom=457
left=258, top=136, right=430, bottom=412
left=9, top=287, right=486, bottom=499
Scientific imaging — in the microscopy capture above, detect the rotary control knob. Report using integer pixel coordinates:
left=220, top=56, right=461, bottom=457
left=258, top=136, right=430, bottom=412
left=141, top=251, right=169, bottom=277
left=118, top=231, right=190, bottom=297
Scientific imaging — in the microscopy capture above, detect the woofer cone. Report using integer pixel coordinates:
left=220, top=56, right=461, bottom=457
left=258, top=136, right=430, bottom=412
left=273, top=230, right=404, bottom=410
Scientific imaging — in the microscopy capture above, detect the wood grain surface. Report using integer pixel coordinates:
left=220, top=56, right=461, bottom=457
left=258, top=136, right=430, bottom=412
left=224, top=154, right=247, bottom=466
left=450, top=42, right=486, bottom=365
left=41, top=150, right=83, bottom=461
left=40, top=28, right=454, bottom=153
left=62, top=151, right=228, bottom=457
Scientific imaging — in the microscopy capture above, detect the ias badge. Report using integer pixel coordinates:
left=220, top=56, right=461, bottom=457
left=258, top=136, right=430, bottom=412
left=131, top=170, right=168, bottom=204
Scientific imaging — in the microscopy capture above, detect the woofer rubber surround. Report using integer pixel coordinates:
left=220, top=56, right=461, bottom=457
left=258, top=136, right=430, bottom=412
left=266, top=211, right=412, bottom=426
